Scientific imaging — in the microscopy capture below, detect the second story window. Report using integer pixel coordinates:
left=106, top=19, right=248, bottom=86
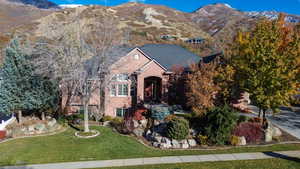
left=112, top=74, right=129, bottom=82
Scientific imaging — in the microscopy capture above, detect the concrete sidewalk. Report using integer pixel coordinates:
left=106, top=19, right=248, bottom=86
left=1, top=150, right=300, bottom=169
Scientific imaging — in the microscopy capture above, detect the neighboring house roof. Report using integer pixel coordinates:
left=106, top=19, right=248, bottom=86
left=139, top=44, right=201, bottom=71
left=202, top=52, right=223, bottom=64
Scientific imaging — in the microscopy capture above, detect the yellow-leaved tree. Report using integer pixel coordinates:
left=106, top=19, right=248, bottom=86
left=231, top=14, right=300, bottom=119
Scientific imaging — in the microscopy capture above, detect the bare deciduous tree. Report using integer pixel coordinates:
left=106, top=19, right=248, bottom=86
left=32, top=10, right=122, bottom=132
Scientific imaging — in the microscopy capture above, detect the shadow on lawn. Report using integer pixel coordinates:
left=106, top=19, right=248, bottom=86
left=0, top=166, right=34, bottom=169
left=263, top=152, right=300, bottom=163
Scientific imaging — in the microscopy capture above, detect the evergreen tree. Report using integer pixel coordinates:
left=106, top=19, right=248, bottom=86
left=0, top=39, right=58, bottom=122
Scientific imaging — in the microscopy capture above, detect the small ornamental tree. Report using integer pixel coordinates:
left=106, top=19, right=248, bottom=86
left=231, top=14, right=300, bottom=119
left=166, top=117, right=189, bottom=140
left=186, top=62, right=220, bottom=116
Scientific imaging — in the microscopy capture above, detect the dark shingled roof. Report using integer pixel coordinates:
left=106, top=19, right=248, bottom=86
left=139, top=44, right=201, bottom=71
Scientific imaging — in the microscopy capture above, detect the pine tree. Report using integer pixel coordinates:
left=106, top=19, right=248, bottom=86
left=0, top=39, right=58, bottom=122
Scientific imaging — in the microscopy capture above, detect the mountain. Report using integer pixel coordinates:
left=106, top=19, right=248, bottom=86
left=0, top=0, right=54, bottom=33
left=0, top=0, right=53, bottom=55
left=0, top=2, right=299, bottom=60
left=6, top=0, right=59, bottom=9
left=246, top=11, right=300, bottom=23
left=59, top=4, right=83, bottom=9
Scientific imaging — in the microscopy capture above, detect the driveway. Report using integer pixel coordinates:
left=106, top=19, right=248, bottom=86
left=247, top=105, right=300, bottom=139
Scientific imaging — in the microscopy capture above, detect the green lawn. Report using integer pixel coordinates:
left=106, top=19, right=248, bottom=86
left=98, top=159, right=300, bottom=169
left=0, top=126, right=300, bottom=166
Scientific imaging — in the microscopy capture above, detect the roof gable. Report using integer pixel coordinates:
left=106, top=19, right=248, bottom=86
left=138, top=44, right=201, bottom=71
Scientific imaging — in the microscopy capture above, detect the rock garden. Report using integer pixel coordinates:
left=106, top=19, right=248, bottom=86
left=1, top=115, right=61, bottom=141
left=100, top=104, right=299, bottom=150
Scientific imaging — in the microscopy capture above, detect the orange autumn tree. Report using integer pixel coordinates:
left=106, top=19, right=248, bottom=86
left=231, top=14, right=300, bottom=119
left=186, top=62, right=220, bottom=116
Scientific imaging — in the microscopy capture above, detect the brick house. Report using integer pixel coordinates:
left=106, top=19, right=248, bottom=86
left=68, top=44, right=201, bottom=117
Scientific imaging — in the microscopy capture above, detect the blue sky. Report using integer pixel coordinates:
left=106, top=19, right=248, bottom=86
left=49, top=0, right=300, bottom=15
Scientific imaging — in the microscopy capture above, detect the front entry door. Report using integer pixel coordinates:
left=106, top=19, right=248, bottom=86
left=144, top=77, right=162, bottom=103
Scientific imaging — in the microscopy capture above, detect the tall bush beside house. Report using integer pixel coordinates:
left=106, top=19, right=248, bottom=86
left=204, top=105, right=238, bottom=145
left=166, top=117, right=189, bottom=140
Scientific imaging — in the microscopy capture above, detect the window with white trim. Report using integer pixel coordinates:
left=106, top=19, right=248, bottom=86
left=118, top=84, right=128, bottom=96
left=110, top=84, right=117, bottom=96
left=110, top=84, right=129, bottom=97
left=116, top=108, right=128, bottom=117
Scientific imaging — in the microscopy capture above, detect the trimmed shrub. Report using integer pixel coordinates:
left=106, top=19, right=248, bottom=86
left=0, top=130, right=6, bottom=139
left=166, top=117, right=189, bottom=140
left=230, top=136, right=240, bottom=146
left=233, top=122, right=263, bottom=143
left=111, top=117, right=124, bottom=126
left=133, top=108, right=147, bottom=121
left=101, top=116, right=113, bottom=122
left=204, top=105, right=238, bottom=145
left=196, top=134, right=208, bottom=145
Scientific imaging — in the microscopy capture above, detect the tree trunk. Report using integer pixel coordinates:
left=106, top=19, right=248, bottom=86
left=18, top=110, right=22, bottom=124
left=262, top=109, right=267, bottom=125
left=258, top=107, right=261, bottom=118
left=84, top=98, right=90, bottom=133
left=41, top=112, right=46, bottom=121
left=62, top=95, right=72, bottom=114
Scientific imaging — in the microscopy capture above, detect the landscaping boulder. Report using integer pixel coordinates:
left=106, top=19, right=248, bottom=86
left=161, top=137, right=171, bottom=145
left=187, top=139, right=197, bottom=147
left=133, top=128, right=144, bottom=137
left=47, top=118, right=57, bottom=128
left=153, top=142, right=160, bottom=148
left=189, top=129, right=197, bottom=137
left=133, top=120, right=139, bottom=128
left=238, top=136, right=247, bottom=146
left=145, top=130, right=152, bottom=140
left=34, top=123, right=46, bottom=132
left=265, top=128, right=273, bottom=142
left=160, top=142, right=172, bottom=149
left=140, top=119, right=148, bottom=128
left=154, top=136, right=163, bottom=143
left=179, top=139, right=189, bottom=149
left=154, top=120, right=161, bottom=126
left=272, top=127, right=282, bottom=137
left=172, top=139, right=180, bottom=149
left=103, top=121, right=111, bottom=127
left=28, top=125, right=35, bottom=132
